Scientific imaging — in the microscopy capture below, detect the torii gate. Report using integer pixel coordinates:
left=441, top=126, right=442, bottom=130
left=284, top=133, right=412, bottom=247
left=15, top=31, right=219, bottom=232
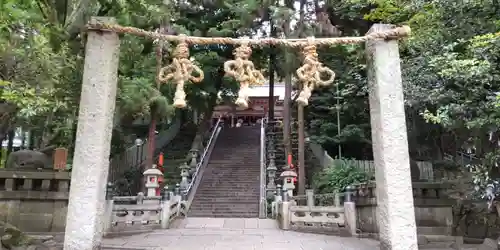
left=63, top=16, right=417, bottom=250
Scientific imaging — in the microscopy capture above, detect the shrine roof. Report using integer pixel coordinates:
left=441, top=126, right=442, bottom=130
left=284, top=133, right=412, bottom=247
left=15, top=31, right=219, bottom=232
left=247, top=83, right=286, bottom=100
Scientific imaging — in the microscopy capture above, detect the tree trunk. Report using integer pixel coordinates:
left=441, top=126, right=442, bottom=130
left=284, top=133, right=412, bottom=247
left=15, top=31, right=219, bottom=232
left=5, top=130, right=14, bottom=166
left=0, top=103, right=16, bottom=143
left=283, top=0, right=294, bottom=160
left=267, top=2, right=276, bottom=120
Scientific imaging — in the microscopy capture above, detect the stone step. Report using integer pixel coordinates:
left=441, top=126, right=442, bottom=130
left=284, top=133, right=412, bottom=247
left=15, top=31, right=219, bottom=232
left=195, top=188, right=259, bottom=192
left=196, top=192, right=259, bottom=197
left=210, top=154, right=260, bottom=157
left=418, top=235, right=463, bottom=250
left=203, top=168, right=260, bottom=171
left=194, top=189, right=258, bottom=192
left=190, top=201, right=259, bottom=206
left=196, top=183, right=260, bottom=187
left=191, top=196, right=259, bottom=200
left=201, top=166, right=259, bottom=169
left=193, top=194, right=259, bottom=199
left=417, top=226, right=452, bottom=236
left=188, top=127, right=260, bottom=218
left=189, top=210, right=259, bottom=215
left=201, top=171, right=260, bottom=174
left=201, top=169, right=260, bottom=172
left=199, top=176, right=260, bottom=180
left=200, top=174, right=260, bottom=177
left=197, top=181, right=259, bottom=184
left=197, top=180, right=259, bottom=183
left=189, top=204, right=259, bottom=210
left=188, top=212, right=258, bottom=218
left=203, top=165, right=260, bottom=168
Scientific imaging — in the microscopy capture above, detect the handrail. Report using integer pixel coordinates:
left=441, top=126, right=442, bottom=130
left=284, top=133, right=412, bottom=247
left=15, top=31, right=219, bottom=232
left=184, top=117, right=223, bottom=195
left=259, top=116, right=268, bottom=218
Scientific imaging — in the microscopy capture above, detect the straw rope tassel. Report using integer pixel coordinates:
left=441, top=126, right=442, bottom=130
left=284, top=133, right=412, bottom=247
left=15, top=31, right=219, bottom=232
left=224, top=40, right=265, bottom=109
left=296, top=37, right=335, bottom=106
left=158, top=34, right=204, bottom=109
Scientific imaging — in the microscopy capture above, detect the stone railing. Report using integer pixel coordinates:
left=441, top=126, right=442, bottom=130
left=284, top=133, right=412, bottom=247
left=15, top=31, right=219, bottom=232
left=0, top=169, right=71, bottom=232
left=272, top=187, right=357, bottom=236
left=104, top=168, right=184, bottom=234
left=354, top=181, right=456, bottom=236
left=182, top=117, right=223, bottom=210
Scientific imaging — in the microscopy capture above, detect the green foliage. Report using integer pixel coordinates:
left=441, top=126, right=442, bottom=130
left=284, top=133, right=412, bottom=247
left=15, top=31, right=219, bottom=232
left=312, top=159, right=370, bottom=193
left=2, top=0, right=498, bottom=198
left=0, top=0, right=267, bottom=152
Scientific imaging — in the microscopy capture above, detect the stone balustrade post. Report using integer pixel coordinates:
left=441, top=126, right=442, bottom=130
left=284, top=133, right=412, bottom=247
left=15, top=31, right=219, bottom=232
left=366, top=23, right=417, bottom=249
left=306, top=189, right=314, bottom=208
left=343, top=185, right=357, bottom=236
left=136, top=192, right=145, bottom=204
left=174, top=183, right=181, bottom=196
left=279, top=186, right=291, bottom=230
left=102, top=183, right=114, bottom=236
left=334, top=192, right=341, bottom=207
left=64, top=16, right=120, bottom=249
left=160, top=186, right=171, bottom=229
left=173, top=183, right=182, bottom=216
left=271, top=184, right=283, bottom=218
left=189, top=149, right=198, bottom=174
left=179, top=163, right=190, bottom=192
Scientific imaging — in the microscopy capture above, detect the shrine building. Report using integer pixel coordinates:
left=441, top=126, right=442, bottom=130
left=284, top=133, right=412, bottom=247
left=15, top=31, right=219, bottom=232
left=212, top=83, right=287, bottom=126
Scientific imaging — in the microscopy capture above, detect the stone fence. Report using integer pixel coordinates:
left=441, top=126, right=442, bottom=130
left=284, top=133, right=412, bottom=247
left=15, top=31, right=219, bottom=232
left=0, top=169, right=70, bottom=232
left=271, top=187, right=357, bottom=236
left=0, top=167, right=186, bottom=234
left=354, top=181, right=456, bottom=236
left=271, top=182, right=459, bottom=243
left=104, top=167, right=185, bottom=234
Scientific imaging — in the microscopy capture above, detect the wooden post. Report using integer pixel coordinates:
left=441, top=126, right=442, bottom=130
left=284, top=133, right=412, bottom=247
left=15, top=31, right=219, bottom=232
left=53, top=147, right=68, bottom=171
left=64, top=16, right=120, bottom=249
left=366, top=24, right=417, bottom=249
left=297, top=104, right=306, bottom=195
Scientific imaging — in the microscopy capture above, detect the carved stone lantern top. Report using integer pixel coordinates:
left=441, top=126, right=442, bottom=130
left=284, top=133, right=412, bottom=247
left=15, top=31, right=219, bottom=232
left=280, top=170, right=297, bottom=178
left=143, top=167, right=163, bottom=177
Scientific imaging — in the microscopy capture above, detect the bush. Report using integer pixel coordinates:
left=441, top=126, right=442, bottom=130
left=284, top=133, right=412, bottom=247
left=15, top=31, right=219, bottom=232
left=312, top=158, right=371, bottom=193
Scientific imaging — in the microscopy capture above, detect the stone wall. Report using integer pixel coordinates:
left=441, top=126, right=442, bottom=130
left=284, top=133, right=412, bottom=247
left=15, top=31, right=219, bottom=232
left=0, top=169, right=70, bottom=232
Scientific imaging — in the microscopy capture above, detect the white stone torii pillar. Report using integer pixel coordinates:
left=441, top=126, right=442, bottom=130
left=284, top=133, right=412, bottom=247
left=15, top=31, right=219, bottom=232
left=366, top=24, right=418, bottom=250
left=64, top=17, right=120, bottom=250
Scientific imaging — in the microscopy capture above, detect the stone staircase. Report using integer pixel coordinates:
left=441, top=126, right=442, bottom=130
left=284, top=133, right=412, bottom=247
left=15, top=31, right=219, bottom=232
left=161, top=123, right=198, bottom=187
left=188, top=126, right=261, bottom=218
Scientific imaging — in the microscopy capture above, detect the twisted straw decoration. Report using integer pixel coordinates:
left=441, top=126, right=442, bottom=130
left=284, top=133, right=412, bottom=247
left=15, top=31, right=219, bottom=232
left=224, top=41, right=265, bottom=109
left=296, top=37, right=335, bottom=106
left=158, top=34, right=204, bottom=109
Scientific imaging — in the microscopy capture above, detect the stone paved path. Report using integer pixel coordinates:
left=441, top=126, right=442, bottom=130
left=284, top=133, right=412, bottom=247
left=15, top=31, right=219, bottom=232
left=102, top=218, right=380, bottom=250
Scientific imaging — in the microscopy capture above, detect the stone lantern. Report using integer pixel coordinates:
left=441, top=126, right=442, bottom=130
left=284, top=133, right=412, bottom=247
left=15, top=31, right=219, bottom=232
left=143, top=166, right=163, bottom=197
left=280, top=166, right=297, bottom=197
left=189, top=149, right=199, bottom=174
left=266, top=149, right=277, bottom=197
left=179, top=163, right=191, bottom=191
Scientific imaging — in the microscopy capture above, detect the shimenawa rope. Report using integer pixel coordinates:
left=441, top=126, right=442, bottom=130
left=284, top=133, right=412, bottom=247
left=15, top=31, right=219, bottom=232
left=86, top=22, right=411, bottom=47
